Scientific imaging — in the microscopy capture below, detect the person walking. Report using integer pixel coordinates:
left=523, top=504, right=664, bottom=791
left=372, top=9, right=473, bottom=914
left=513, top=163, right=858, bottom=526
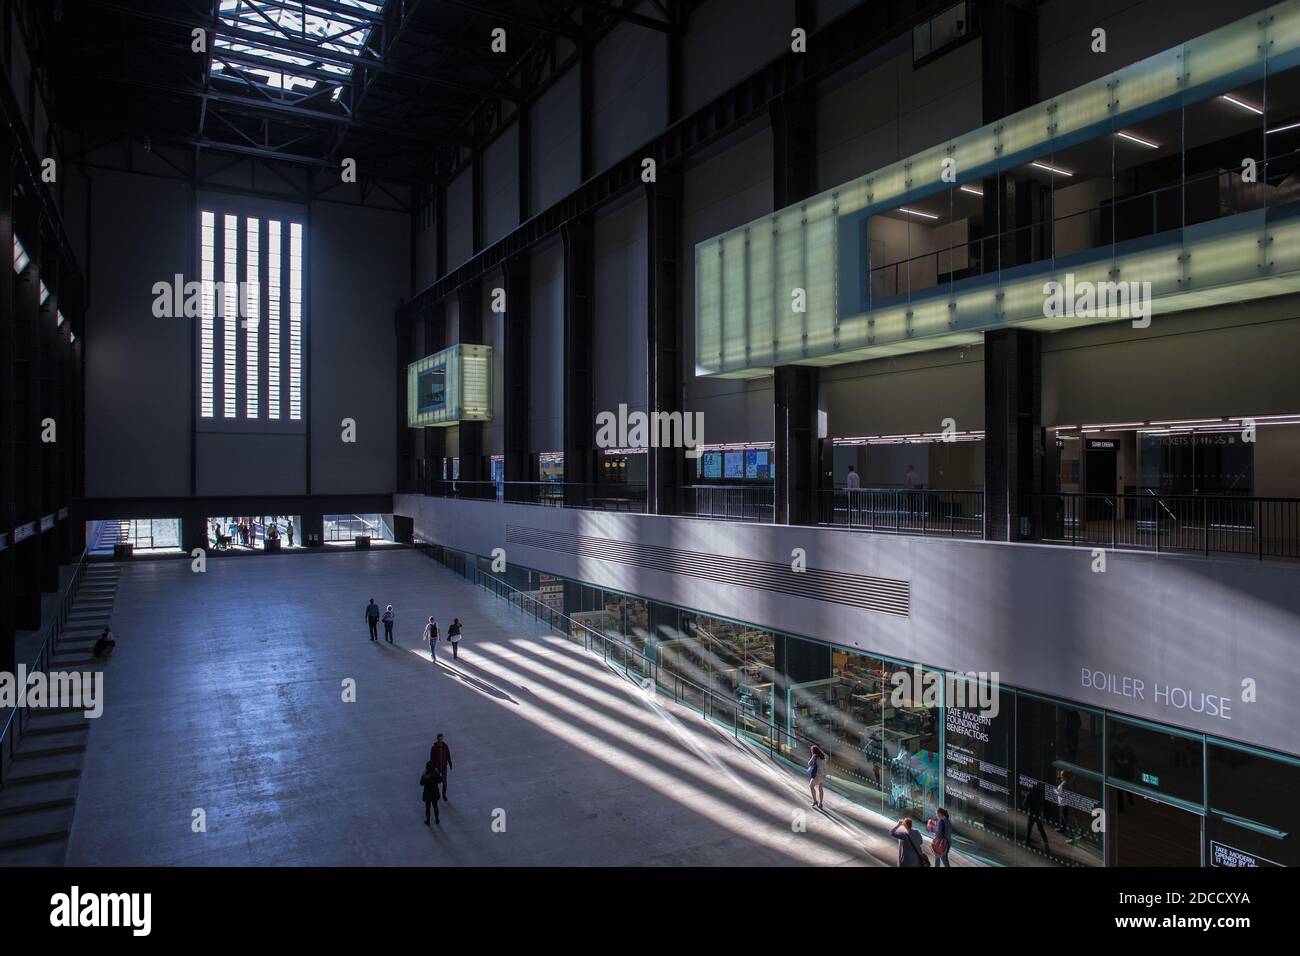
left=846, top=465, right=861, bottom=490
left=419, top=760, right=442, bottom=826
left=422, top=616, right=440, bottom=661
left=365, top=598, right=381, bottom=641
left=286, top=519, right=295, bottom=548
left=928, top=807, right=952, bottom=867
left=447, top=618, right=463, bottom=660
left=807, top=744, right=829, bottom=809
left=891, top=818, right=929, bottom=867
left=430, top=733, right=453, bottom=801
left=382, top=605, right=395, bottom=643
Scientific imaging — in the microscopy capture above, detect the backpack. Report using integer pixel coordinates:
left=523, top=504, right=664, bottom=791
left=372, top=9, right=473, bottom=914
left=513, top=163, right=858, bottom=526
left=910, top=830, right=931, bottom=867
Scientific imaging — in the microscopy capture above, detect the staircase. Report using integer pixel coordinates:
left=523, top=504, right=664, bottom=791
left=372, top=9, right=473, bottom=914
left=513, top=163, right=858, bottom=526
left=90, top=520, right=129, bottom=557
left=0, top=563, right=120, bottom=865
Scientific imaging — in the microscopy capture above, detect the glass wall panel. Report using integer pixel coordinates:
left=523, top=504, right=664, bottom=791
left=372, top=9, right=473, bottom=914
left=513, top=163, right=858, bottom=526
left=943, top=678, right=1016, bottom=862
left=1106, top=716, right=1204, bottom=805
left=1205, top=743, right=1299, bottom=867
left=1015, top=695, right=1104, bottom=867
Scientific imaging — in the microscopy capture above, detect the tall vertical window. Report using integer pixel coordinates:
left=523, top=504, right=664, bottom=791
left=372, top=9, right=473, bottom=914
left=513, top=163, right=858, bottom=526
left=200, top=212, right=216, bottom=417
left=289, top=222, right=303, bottom=421
left=222, top=214, right=239, bottom=419
left=245, top=218, right=260, bottom=419
left=198, top=209, right=305, bottom=425
left=267, top=220, right=281, bottom=419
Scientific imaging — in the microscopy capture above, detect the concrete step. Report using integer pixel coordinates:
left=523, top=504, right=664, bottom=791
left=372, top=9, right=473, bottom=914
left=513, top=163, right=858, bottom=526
left=22, top=722, right=91, bottom=738
left=0, top=774, right=78, bottom=810
left=0, top=802, right=74, bottom=843
left=0, top=768, right=81, bottom=786
left=48, top=656, right=97, bottom=667
left=20, top=710, right=91, bottom=732
left=0, top=839, right=67, bottom=865
left=0, top=829, right=68, bottom=861
left=25, top=706, right=86, bottom=718
left=10, top=749, right=86, bottom=778
left=0, top=797, right=77, bottom=819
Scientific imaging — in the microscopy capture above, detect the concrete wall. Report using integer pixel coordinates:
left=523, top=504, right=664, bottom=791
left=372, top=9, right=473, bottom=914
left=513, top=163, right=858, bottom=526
left=816, top=37, right=981, bottom=189
left=592, top=12, right=668, bottom=174
left=681, top=122, right=775, bottom=443
left=445, top=167, right=474, bottom=272
left=397, top=493, right=1300, bottom=757
left=1043, top=297, right=1300, bottom=425
left=74, top=167, right=406, bottom=501
left=682, top=0, right=794, bottom=115
left=530, top=68, right=582, bottom=215
left=530, top=240, right=565, bottom=452
left=79, top=170, right=192, bottom=498
left=483, top=123, right=520, bottom=247
left=593, top=197, right=649, bottom=419
left=1037, top=0, right=1277, bottom=98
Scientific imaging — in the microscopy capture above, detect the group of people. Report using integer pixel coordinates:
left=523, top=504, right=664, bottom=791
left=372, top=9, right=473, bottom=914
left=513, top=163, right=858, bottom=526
left=807, top=745, right=954, bottom=867
left=209, top=517, right=294, bottom=551
left=363, top=598, right=465, bottom=660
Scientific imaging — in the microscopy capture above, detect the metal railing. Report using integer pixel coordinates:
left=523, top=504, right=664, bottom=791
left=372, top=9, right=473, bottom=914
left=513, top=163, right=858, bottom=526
left=667, top=484, right=775, bottom=522
left=811, top=487, right=984, bottom=536
left=427, top=480, right=649, bottom=512
left=1026, top=492, right=1300, bottom=559
left=0, top=549, right=91, bottom=785
left=413, top=478, right=1299, bottom=560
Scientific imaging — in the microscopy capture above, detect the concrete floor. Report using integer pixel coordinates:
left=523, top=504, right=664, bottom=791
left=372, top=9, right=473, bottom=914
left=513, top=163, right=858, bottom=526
left=66, top=549, right=934, bottom=866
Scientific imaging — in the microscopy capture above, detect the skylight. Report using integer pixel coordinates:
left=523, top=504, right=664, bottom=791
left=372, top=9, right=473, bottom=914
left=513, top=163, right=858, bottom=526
left=209, top=0, right=385, bottom=96
left=13, top=234, right=29, bottom=273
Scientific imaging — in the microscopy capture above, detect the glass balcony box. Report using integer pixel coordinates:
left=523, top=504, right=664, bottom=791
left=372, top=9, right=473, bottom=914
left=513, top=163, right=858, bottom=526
left=695, top=0, right=1300, bottom=379
left=406, top=343, right=493, bottom=428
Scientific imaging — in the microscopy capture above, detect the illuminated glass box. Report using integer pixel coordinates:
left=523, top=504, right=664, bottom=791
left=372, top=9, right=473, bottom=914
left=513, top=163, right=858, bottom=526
left=694, top=0, right=1300, bottom=379
left=407, top=344, right=492, bottom=427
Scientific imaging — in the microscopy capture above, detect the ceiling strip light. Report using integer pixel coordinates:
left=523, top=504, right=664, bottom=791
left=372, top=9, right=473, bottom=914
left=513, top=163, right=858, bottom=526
left=1221, top=93, right=1263, bottom=115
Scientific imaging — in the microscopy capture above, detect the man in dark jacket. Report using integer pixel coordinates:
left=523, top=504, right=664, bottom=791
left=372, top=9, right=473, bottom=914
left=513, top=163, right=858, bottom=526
left=365, top=598, right=380, bottom=641
left=890, top=818, right=927, bottom=867
left=420, top=761, right=442, bottom=826
left=430, top=734, right=453, bottom=801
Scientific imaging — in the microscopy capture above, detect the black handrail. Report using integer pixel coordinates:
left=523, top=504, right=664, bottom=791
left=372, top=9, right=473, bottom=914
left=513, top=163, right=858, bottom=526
left=0, top=547, right=93, bottom=785
left=1025, top=491, right=1300, bottom=559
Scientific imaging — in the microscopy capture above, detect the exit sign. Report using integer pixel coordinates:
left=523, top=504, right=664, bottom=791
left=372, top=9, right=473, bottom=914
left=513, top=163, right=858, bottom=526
left=1141, top=772, right=1160, bottom=787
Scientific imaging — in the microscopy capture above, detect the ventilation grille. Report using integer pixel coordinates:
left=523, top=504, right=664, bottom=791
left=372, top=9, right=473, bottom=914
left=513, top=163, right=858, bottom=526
left=505, top=525, right=910, bottom=618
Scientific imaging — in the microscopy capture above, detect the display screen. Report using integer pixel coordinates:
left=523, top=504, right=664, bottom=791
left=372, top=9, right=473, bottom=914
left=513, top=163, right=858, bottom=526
left=745, top=449, right=769, bottom=479
left=702, top=451, right=723, bottom=479
left=417, top=368, right=447, bottom=414
left=723, top=451, right=744, bottom=479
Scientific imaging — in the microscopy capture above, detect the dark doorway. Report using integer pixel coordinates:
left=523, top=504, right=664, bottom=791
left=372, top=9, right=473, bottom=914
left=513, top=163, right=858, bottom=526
left=1105, top=787, right=1202, bottom=866
left=1084, top=440, right=1117, bottom=521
